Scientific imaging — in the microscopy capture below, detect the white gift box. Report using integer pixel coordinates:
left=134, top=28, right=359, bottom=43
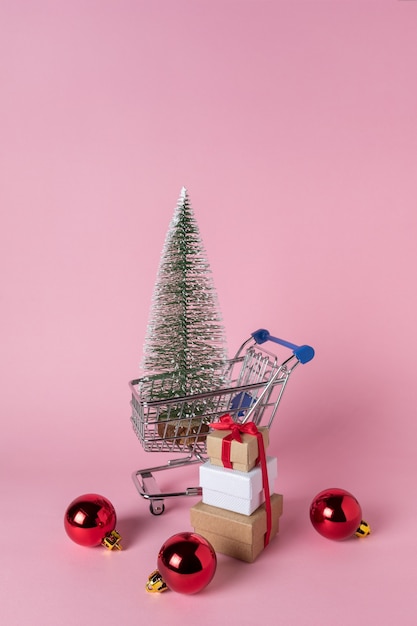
left=199, top=456, right=277, bottom=515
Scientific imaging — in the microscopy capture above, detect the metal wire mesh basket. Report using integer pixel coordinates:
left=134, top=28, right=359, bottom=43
left=129, top=329, right=314, bottom=514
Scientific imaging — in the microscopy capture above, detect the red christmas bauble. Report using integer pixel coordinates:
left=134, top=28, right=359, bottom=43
left=64, top=494, right=117, bottom=547
left=157, top=532, right=217, bottom=594
left=310, top=488, right=362, bottom=540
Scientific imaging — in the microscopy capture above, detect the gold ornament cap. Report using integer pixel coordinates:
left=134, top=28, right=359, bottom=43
left=101, top=529, right=123, bottom=550
left=146, top=570, right=168, bottom=593
left=355, top=520, right=371, bottom=538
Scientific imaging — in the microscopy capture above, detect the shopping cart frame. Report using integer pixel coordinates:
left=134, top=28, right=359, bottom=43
left=130, top=329, right=314, bottom=514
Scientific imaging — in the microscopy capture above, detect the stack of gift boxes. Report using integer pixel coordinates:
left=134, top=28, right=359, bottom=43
left=190, top=417, right=283, bottom=563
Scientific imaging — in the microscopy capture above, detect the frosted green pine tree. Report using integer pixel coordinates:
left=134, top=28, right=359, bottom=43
left=140, top=187, right=228, bottom=412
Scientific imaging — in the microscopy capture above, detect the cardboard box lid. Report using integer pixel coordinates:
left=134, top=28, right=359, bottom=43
left=199, top=456, right=277, bottom=499
left=190, top=493, right=283, bottom=544
left=206, top=426, right=269, bottom=466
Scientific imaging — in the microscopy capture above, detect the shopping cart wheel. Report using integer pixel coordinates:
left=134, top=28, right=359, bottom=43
left=149, top=501, right=165, bottom=516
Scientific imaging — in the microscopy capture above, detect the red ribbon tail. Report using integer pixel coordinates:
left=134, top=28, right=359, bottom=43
left=256, top=432, right=272, bottom=547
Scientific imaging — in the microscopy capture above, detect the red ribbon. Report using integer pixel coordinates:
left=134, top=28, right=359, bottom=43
left=210, top=414, right=272, bottom=547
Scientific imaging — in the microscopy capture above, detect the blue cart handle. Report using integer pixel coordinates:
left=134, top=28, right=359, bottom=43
left=251, top=329, right=315, bottom=364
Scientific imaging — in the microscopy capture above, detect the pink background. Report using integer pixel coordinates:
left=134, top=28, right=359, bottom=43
left=1, top=1, right=417, bottom=624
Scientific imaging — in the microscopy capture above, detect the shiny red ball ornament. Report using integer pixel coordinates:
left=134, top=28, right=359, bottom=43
left=64, top=493, right=122, bottom=549
left=156, top=532, right=217, bottom=594
left=310, top=488, right=364, bottom=540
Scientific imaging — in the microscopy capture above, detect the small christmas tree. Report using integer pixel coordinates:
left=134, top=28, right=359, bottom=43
left=140, top=187, right=228, bottom=409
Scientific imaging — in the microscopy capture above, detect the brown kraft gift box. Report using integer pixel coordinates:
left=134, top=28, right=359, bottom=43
left=190, top=493, right=283, bottom=563
left=206, top=426, right=269, bottom=472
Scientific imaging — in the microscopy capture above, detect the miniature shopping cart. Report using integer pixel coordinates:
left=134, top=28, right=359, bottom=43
left=130, top=329, right=314, bottom=514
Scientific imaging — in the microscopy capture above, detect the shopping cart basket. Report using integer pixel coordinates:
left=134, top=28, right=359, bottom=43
left=130, top=328, right=314, bottom=514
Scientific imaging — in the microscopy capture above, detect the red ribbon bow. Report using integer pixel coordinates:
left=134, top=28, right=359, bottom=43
left=210, top=414, right=272, bottom=547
